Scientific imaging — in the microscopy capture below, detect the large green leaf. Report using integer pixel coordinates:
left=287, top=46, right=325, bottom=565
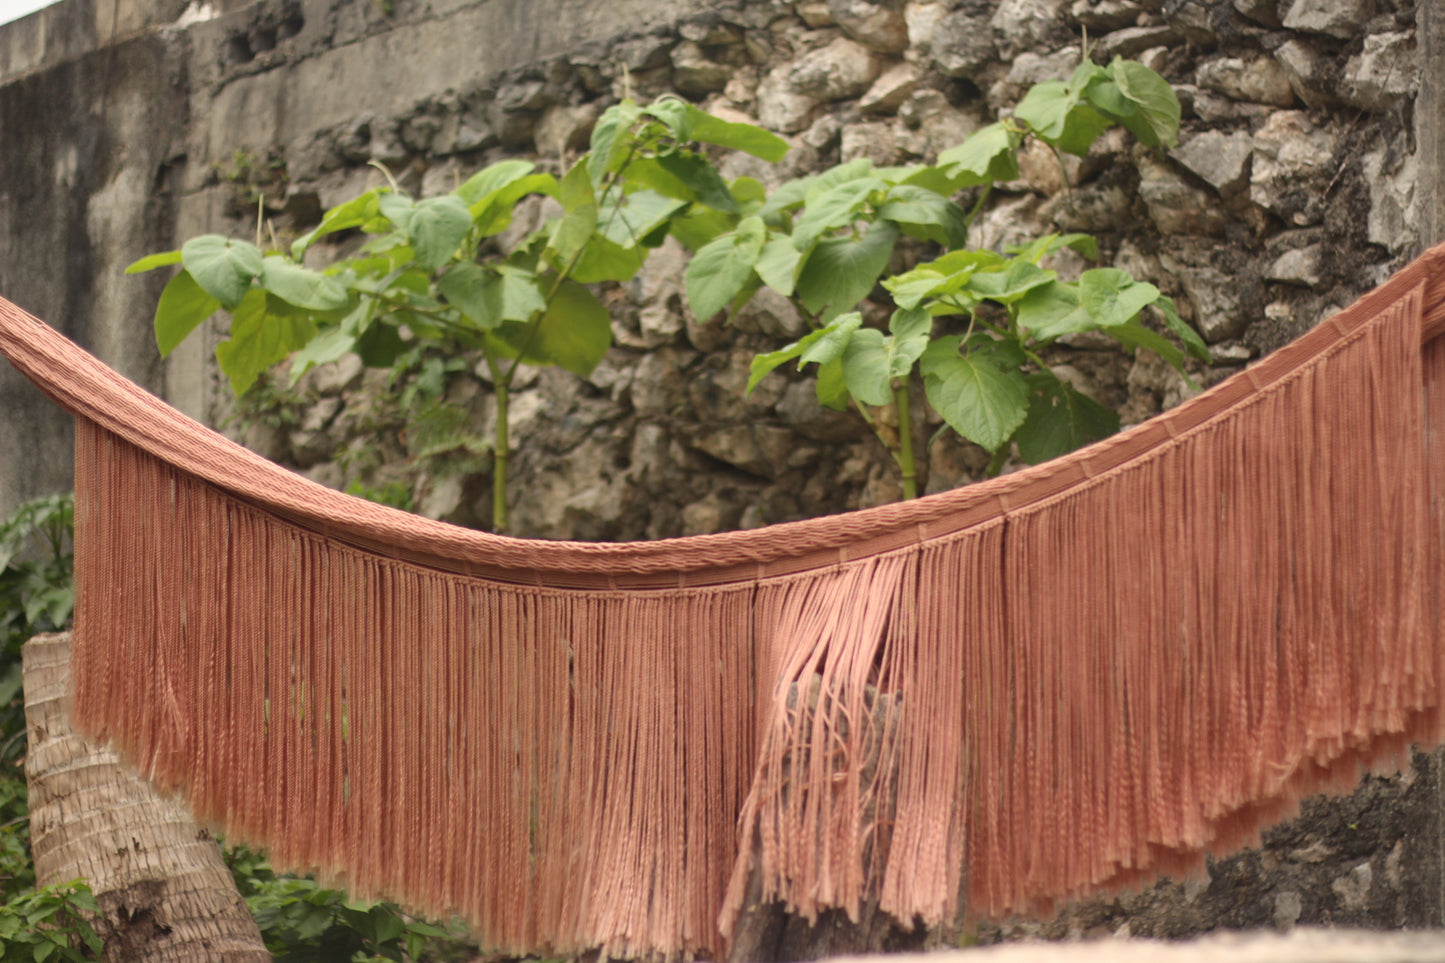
left=1079, top=268, right=1160, bottom=327
left=643, top=97, right=693, bottom=141
left=654, top=153, right=738, bottom=212
left=471, top=173, right=558, bottom=235
left=259, top=256, right=351, bottom=311
left=492, top=279, right=611, bottom=376
left=815, top=356, right=850, bottom=410
left=1014, top=80, right=1110, bottom=156
left=759, top=159, right=875, bottom=220
left=920, top=339, right=1030, bottom=451
left=153, top=269, right=220, bottom=357
left=748, top=325, right=833, bottom=394
left=1155, top=294, right=1210, bottom=361
left=597, top=189, right=687, bottom=248
left=1110, top=58, right=1181, bottom=148
left=571, top=234, right=645, bottom=282
left=754, top=236, right=802, bottom=296
left=214, top=291, right=317, bottom=395
left=799, top=312, right=863, bottom=366
left=1108, top=319, right=1189, bottom=374
left=685, top=104, right=790, bottom=161
left=790, top=177, right=885, bottom=253
left=439, top=262, right=545, bottom=329
left=181, top=235, right=264, bottom=309
left=1015, top=280, right=1093, bottom=339
left=796, top=220, right=900, bottom=321
left=407, top=195, right=473, bottom=270
left=290, top=189, right=383, bottom=258
left=686, top=216, right=766, bottom=320
left=1014, top=373, right=1120, bottom=464
left=588, top=99, right=642, bottom=185
left=937, top=122, right=1021, bottom=187
left=288, top=321, right=360, bottom=386
left=841, top=328, right=892, bottom=406
left=876, top=184, right=970, bottom=247
left=456, top=159, right=537, bottom=205
left=125, top=249, right=182, bottom=274
left=887, top=306, right=931, bottom=377
left=966, top=259, right=1055, bottom=305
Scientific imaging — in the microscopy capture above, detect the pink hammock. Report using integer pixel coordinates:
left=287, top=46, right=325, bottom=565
left=3, top=243, right=1445, bottom=959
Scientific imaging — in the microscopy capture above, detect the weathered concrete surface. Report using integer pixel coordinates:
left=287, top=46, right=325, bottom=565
left=0, top=25, right=187, bottom=512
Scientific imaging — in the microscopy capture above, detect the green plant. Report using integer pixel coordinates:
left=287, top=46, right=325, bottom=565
left=130, top=96, right=784, bottom=532
left=226, top=847, right=475, bottom=962
left=0, top=880, right=102, bottom=961
left=0, top=493, right=74, bottom=901
left=690, top=57, right=1205, bottom=493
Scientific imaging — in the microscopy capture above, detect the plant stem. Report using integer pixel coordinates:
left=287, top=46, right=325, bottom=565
left=893, top=382, right=917, bottom=499
left=493, top=375, right=511, bottom=534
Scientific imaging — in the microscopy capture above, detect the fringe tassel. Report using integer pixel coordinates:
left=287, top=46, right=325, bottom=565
left=46, top=265, right=1445, bottom=957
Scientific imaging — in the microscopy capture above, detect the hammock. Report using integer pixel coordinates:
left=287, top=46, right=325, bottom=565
left=3, top=243, right=1445, bottom=959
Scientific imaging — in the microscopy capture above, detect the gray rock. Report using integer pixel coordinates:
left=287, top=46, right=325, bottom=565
left=788, top=37, right=883, bottom=101
left=827, top=0, right=910, bottom=52
left=840, top=120, right=902, bottom=164
left=670, top=40, right=732, bottom=96
left=1361, top=143, right=1418, bottom=254
left=931, top=5, right=998, bottom=77
left=1044, top=184, right=1133, bottom=232
left=904, top=1, right=948, bottom=52
left=1249, top=111, right=1336, bottom=226
left=1136, top=157, right=1228, bottom=236
left=991, top=0, right=1071, bottom=55
left=533, top=102, right=598, bottom=157
left=1274, top=890, right=1304, bottom=930
left=677, top=18, right=742, bottom=45
left=1272, top=38, right=1334, bottom=108
left=1196, top=55, right=1296, bottom=106
left=1330, top=862, right=1374, bottom=911
left=1266, top=244, right=1323, bottom=286
left=1070, top=0, right=1145, bottom=29
left=1170, top=130, right=1253, bottom=196
left=1281, top=0, right=1375, bottom=38
left=1233, top=0, right=1281, bottom=24
left=737, top=286, right=808, bottom=339
left=1004, top=46, right=1082, bottom=87
left=1096, top=24, right=1184, bottom=60
left=1342, top=31, right=1417, bottom=112
left=1159, top=252, right=1248, bottom=342
left=1162, top=0, right=1220, bottom=42
left=796, top=1, right=837, bottom=27
left=308, top=354, right=365, bottom=396
left=859, top=61, right=923, bottom=114
left=756, top=65, right=819, bottom=132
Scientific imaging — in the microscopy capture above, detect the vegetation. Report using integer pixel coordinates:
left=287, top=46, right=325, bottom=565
left=131, top=56, right=1201, bottom=524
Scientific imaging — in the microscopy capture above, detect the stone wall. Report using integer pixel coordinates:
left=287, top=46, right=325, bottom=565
left=0, top=0, right=1440, bottom=948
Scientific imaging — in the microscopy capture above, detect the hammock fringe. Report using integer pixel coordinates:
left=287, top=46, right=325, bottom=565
left=5, top=245, right=1445, bottom=958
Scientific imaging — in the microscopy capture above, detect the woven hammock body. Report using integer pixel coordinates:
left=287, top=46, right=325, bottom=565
left=5, top=246, right=1445, bottom=958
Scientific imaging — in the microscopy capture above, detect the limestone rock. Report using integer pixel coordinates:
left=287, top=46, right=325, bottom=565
left=1196, top=55, right=1296, bottom=106
left=859, top=62, right=922, bottom=114
left=1160, top=252, right=1249, bottom=342
left=827, top=0, right=910, bottom=53
left=1361, top=143, right=1417, bottom=254
left=904, top=1, right=947, bottom=53
left=1069, top=0, right=1145, bottom=29
left=756, top=65, right=818, bottom=132
left=1162, top=0, right=1221, bottom=43
left=737, top=286, right=807, bottom=339
left=789, top=37, right=883, bottom=101
left=1170, top=130, right=1253, bottom=196
left=931, top=3, right=998, bottom=77
left=1004, top=46, right=1081, bottom=87
left=1044, top=184, right=1133, bottom=232
left=1096, top=24, right=1184, bottom=60
left=840, top=120, right=902, bottom=164
left=1265, top=244, right=1323, bottom=286
left=1136, top=157, right=1228, bottom=236
left=1281, top=0, right=1375, bottom=38
left=533, top=102, right=598, bottom=157
left=1233, top=0, right=1280, bottom=24
left=1272, top=38, right=1334, bottom=108
left=670, top=40, right=732, bottom=96
left=1342, top=31, right=1417, bottom=112
left=990, top=0, right=1071, bottom=56
left=1249, top=111, right=1336, bottom=226
left=796, top=1, right=836, bottom=27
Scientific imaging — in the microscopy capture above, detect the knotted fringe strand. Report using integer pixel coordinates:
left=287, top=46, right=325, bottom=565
left=50, top=267, right=1445, bottom=959
left=723, top=282, right=1445, bottom=935
left=71, top=425, right=767, bottom=961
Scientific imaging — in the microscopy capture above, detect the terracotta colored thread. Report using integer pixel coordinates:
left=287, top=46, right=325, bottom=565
left=4, top=245, right=1445, bottom=958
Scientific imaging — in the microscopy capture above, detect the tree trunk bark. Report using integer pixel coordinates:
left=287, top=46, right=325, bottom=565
left=23, top=632, right=269, bottom=961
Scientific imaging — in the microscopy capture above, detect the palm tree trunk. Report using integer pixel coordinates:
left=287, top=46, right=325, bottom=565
left=23, top=632, right=269, bottom=961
